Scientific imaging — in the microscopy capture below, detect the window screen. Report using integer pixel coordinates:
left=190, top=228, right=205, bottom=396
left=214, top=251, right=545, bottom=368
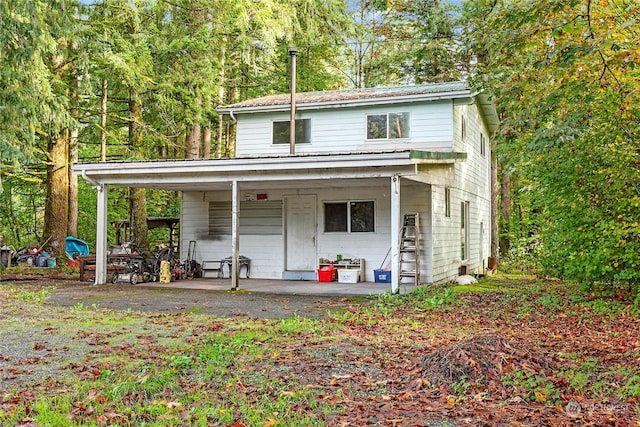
left=273, top=119, right=311, bottom=144
left=324, top=201, right=374, bottom=233
left=350, top=201, right=374, bottom=232
left=324, top=203, right=348, bottom=232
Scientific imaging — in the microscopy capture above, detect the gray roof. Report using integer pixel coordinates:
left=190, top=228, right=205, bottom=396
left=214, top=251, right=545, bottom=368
left=217, top=81, right=471, bottom=113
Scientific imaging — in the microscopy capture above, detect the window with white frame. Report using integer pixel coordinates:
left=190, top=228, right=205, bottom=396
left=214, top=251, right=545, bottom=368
left=366, top=112, right=410, bottom=140
left=272, top=119, right=311, bottom=144
left=324, top=201, right=375, bottom=232
left=480, top=133, right=486, bottom=156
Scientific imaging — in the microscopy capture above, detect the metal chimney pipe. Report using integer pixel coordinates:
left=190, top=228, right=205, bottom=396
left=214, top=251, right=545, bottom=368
left=289, top=49, right=298, bottom=155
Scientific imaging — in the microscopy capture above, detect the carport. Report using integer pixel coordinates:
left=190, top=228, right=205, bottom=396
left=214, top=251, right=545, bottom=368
left=74, top=151, right=433, bottom=292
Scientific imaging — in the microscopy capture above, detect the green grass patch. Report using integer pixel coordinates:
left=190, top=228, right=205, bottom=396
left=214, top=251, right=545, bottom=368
left=1, top=285, right=54, bottom=303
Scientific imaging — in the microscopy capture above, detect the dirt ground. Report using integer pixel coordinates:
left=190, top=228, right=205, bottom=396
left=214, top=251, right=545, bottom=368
left=1, top=275, right=361, bottom=319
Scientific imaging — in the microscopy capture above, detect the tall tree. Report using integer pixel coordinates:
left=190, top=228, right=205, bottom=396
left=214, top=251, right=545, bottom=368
left=464, top=0, right=640, bottom=287
left=343, top=0, right=462, bottom=87
left=0, top=0, right=80, bottom=255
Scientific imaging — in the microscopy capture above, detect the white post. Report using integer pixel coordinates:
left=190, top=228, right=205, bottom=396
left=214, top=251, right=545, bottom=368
left=231, top=180, right=239, bottom=290
left=390, top=175, right=401, bottom=294
left=94, top=184, right=108, bottom=285
left=289, top=49, right=298, bottom=155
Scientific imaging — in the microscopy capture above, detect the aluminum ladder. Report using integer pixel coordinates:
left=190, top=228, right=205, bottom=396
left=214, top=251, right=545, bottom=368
left=399, top=213, right=420, bottom=286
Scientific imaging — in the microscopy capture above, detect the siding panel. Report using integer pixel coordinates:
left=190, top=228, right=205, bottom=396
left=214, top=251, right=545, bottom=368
left=235, top=101, right=455, bottom=156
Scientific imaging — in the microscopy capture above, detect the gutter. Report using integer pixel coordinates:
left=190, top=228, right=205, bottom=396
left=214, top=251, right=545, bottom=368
left=81, top=169, right=101, bottom=188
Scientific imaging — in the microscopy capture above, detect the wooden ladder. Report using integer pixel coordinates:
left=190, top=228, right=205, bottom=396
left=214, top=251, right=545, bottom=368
left=399, top=213, right=420, bottom=286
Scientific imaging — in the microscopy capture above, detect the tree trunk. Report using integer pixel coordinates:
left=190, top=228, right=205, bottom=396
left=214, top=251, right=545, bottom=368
left=223, top=86, right=237, bottom=157
left=68, top=71, right=79, bottom=237
left=185, top=122, right=201, bottom=159
left=499, top=166, right=511, bottom=257
left=215, top=112, right=224, bottom=159
left=128, top=89, right=149, bottom=252
left=44, top=130, right=69, bottom=256
left=214, top=45, right=225, bottom=159
left=68, top=130, right=78, bottom=237
left=202, top=126, right=211, bottom=159
left=130, top=187, right=149, bottom=252
left=100, top=78, right=107, bottom=161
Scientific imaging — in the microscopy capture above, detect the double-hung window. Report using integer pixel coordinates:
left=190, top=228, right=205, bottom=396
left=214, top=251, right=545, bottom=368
left=366, top=112, right=410, bottom=140
left=324, top=201, right=375, bottom=233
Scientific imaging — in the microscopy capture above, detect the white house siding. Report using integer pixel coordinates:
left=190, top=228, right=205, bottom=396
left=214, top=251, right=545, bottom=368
left=399, top=181, right=433, bottom=284
left=234, top=101, right=455, bottom=157
left=431, top=184, right=460, bottom=283
left=181, top=191, right=285, bottom=279
left=435, top=102, right=492, bottom=280
left=180, top=181, right=436, bottom=282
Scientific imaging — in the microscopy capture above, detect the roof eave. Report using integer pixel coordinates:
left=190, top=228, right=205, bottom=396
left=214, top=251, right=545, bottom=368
left=217, top=89, right=473, bottom=115
left=475, top=92, right=500, bottom=135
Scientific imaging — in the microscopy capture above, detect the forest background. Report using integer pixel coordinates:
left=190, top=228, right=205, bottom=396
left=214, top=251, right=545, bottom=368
left=0, top=0, right=638, bottom=293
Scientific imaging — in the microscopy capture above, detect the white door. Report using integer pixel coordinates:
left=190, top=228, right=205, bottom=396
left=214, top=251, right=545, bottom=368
left=285, top=195, right=317, bottom=271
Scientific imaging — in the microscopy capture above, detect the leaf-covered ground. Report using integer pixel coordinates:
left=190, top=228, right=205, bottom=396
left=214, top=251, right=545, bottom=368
left=1, top=275, right=639, bottom=426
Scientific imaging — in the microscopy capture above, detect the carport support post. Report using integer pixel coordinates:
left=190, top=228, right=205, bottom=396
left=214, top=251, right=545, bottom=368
left=231, top=180, right=239, bottom=290
left=95, top=184, right=109, bottom=285
left=390, top=176, right=400, bottom=294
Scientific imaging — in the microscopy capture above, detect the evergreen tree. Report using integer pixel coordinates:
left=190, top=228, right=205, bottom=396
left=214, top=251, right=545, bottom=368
left=464, top=0, right=640, bottom=288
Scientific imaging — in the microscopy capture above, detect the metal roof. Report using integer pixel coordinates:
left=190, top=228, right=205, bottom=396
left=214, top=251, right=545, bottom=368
left=217, top=81, right=471, bottom=114
left=73, top=150, right=464, bottom=192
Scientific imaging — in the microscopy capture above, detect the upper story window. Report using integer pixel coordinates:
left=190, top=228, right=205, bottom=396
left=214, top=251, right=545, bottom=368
left=480, top=133, right=486, bottom=156
left=366, top=112, right=410, bottom=140
left=272, top=119, right=311, bottom=144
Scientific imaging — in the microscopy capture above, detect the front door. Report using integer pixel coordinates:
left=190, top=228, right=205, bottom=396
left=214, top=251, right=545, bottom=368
left=285, top=195, right=316, bottom=271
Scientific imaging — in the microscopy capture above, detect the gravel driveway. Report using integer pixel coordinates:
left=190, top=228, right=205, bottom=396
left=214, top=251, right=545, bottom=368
left=1, top=277, right=363, bottom=391
left=47, top=282, right=357, bottom=319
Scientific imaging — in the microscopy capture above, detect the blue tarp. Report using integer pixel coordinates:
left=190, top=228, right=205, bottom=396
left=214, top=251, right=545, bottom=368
left=65, top=236, right=90, bottom=259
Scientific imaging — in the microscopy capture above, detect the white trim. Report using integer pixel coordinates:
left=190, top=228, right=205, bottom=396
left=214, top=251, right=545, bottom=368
left=94, top=184, right=108, bottom=285
left=390, top=176, right=401, bottom=294
left=231, top=180, right=239, bottom=290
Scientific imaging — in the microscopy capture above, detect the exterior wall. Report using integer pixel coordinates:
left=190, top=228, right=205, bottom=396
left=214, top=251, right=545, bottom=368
left=400, top=181, right=433, bottom=283
left=234, top=100, right=455, bottom=156
left=179, top=94, right=492, bottom=284
left=429, top=101, right=492, bottom=282
left=180, top=181, right=434, bottom=282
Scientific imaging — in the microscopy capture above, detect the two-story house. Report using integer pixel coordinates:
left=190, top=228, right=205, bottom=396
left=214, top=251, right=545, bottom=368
left=75, top=81, right=498, bottom=292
